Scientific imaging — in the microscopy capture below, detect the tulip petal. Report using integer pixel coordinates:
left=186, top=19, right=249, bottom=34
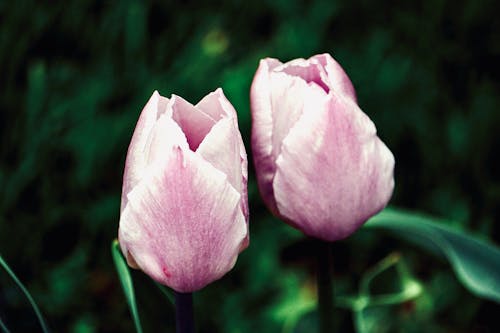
left=118, top=147, right=247, bottom=292
left=197, top=118, right=247, bottom=212
left=195, top=88, right=228, bottom=120
left=253, top=70, right=327, bottom=213
left=273, top=93, right=395, bottom=241
left=251, top=58, right=292, bottom=212
left=144, top=114, right=189, bottom=167
left=197, top=88, right=249, bottom=247
left=210, top=89, right=249, bottom=170
left=121, top=91, right=169, bottom=212
left=276, top=57, right=330, bottom=93
left=169, top=95, right=216, bottom=151
left=312, top=53, right=357, bottom=102
left=269, top=74, right=327, bottom=161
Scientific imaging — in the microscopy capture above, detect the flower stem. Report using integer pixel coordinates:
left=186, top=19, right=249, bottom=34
left=175, top=292, right=194, bottom=333
left=317, top=241, right=334, bottom=333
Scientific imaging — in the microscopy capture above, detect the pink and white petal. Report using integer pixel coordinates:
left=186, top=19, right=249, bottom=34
left=211, top=89, right=249, bottom=205
left=250, top=58, right=283, bottom=213
left=118, top=233, right=139, bottom=269
left=169, top=95, right=216, bottom=151
left=197, top=118, right=241, bottom=193
left=121, top=91, right=169, bottom=212
left=217, top=89, right=250, bottom=227
left=239, top=147, right=249, bottom=229
left=145, top=114, right=189, bottom=167
left=269, top=73, right=327, bottom=160
left=312, top=53, right=357, bottom=102
left=197, top=89, right=247, bottom=187
left=197, top=88, right=249, bottom=222
left=273, top=93, right=394, bottom=241
left=118, top=147, right=247, bottom=292
left=195, top=88, right=227, bottom=121
left=196, top=117, right=249, bottom=242
left=212, top=88, right=242, bottom=129
left=276, top=58, right=330, bottom=93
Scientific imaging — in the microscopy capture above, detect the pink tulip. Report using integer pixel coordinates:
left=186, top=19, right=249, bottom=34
left=251, top=53, right=395, bottom=242
left=118, top=89, right=248, bottom=292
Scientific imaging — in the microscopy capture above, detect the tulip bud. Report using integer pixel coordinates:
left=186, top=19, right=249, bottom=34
left=251, top=53, right=394, bottom=241
left=118, top=89, right=248, bottom=292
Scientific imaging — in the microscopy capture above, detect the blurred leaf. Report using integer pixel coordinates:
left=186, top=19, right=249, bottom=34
left=365, top=208, right=500, bottom=303
left=337, top=253, right=422, bottom=311
left=0, top=254, right=50, bottom=333
left=26, top=61, right=46, bottom=131
left=336, top=253, right=423, bottom=333
left=111, top=240, right=143, bottom=333
left=202, top=28, right=229, bottom=56
left=71, top=315, right=97, bottom=333
left=44, top=249, right=88, bottom=310
left=354, top=306, right=393, bottom=333
left=269, top=273, right=315, bottom=333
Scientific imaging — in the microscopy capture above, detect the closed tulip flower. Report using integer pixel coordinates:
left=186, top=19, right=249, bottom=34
left=118, top=89, right=248, bottom=293
left=251, top=53, right=394, bottom=242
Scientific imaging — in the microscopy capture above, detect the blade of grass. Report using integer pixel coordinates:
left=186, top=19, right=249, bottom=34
left=0, top=254, right=49, bottom=333
left=0, top=316, right=11, bottom=333
left=111, top=240, right=143, bottom=333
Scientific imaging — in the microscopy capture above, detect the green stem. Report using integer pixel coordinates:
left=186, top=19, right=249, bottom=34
left=175, top=292, right=194, bottom=333
left=317, top=241, right=334, bottom=333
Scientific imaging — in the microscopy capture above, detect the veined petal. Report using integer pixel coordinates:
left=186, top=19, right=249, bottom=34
left=121, top=91, right=169, bottom=212
left=273, top=93, right=394, bottom=241
left=118, top=147, right=247, bottom=292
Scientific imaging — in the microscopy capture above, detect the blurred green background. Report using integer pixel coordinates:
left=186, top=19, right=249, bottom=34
left=1, top=0, right=499, bottom=332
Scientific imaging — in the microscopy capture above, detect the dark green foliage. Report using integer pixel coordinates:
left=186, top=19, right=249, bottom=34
left=0, top=0, right=499, bottom=331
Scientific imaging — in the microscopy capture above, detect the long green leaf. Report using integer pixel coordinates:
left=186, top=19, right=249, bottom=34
left=365, top=208, right=500, bottom=303
left=111, top=240, right=143, bottom=333
left=0, top=254, right=50, bottom=333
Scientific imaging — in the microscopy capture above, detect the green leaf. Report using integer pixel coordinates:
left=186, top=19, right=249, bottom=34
left=154, top=281, right=175, bottom=306
left=365, top=208, right=500, bottom=303
left=111, top=240, right=143, bottom=333
left=0, top=254, right=50, bottom=333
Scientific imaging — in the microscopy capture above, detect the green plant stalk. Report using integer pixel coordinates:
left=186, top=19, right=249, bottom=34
left=175, top=291, right=195, bottom=333
left=317, top=241, right=334, bottom=333
left=0, top=254, right=49, bottom=333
